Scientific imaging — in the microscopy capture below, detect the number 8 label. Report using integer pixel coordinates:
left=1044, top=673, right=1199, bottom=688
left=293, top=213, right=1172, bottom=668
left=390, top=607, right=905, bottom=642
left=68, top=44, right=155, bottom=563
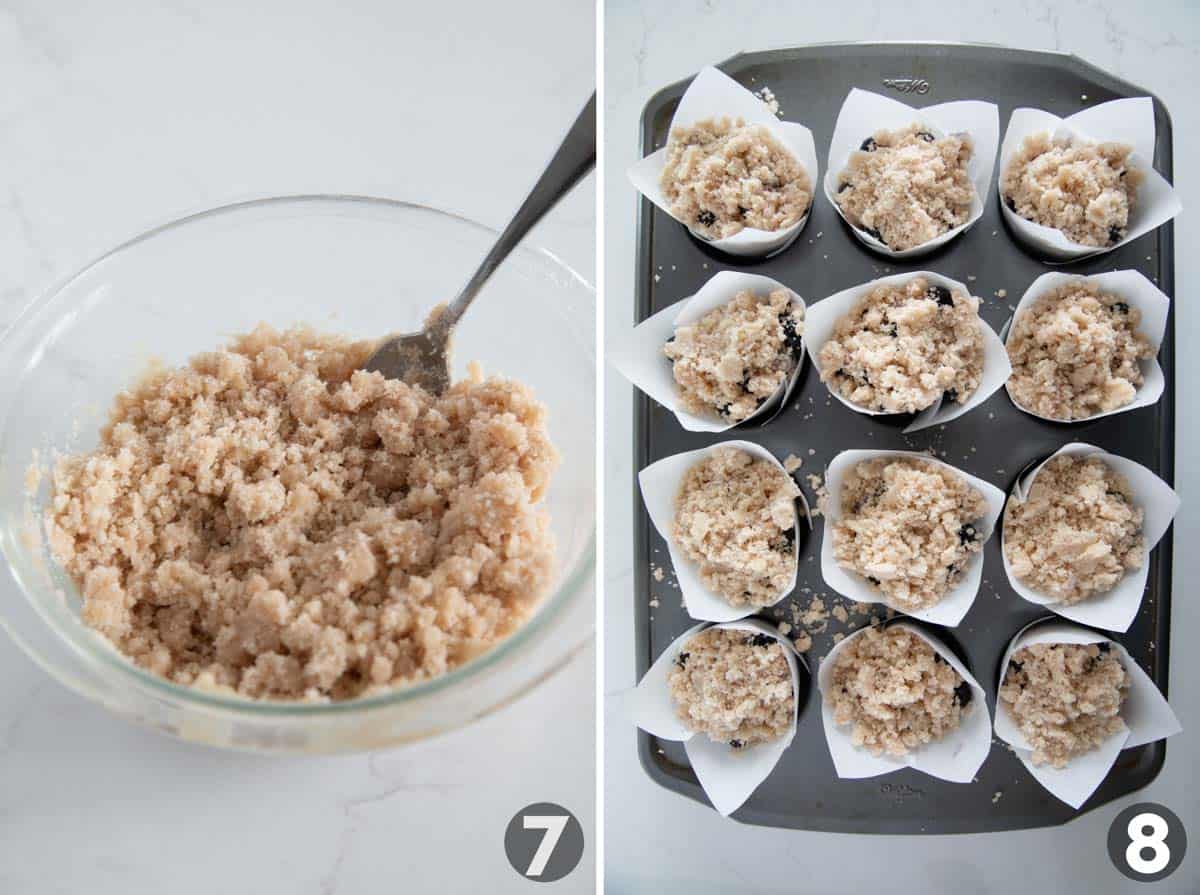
left=1108, top=802, right=1186, bottom=882
left=1126, top=812, right=1170, bottom=875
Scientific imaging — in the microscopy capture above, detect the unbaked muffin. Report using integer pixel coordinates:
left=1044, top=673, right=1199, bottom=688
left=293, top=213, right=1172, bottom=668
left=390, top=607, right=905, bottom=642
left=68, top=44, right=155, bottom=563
left=664, top=288, right=803, bottom=422
left=1003, top=454, right=1144, bottom=604
left=832, top=457, right=988, bottom=611
left=817, top=277, right=985, bottom=415
left=827, top=625, right=971, bottom=757
left=1001, top=131, right=1142, bottom=247
left=999, top=642, right=1128, bottom=767
left=668, top=627, right=794, bottom=749
left=673, top=447, right=799, bottom=609
left=1006, top=281, right=1154, bottom=420
left=834, top=124, right=974, bottom=250
left=660, top=116, right=812, bottom=240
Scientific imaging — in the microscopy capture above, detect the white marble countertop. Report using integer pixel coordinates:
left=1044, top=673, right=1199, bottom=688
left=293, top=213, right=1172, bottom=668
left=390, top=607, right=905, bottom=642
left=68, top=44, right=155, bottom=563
left=0, top=2, right=594, bottom=893
left=604, top=2, right=1200, bottom=892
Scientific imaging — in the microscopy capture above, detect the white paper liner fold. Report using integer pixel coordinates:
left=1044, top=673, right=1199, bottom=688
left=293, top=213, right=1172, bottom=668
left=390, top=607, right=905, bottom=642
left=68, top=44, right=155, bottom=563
left=803, top=271, right=1010, bottom=434
left=993, top=620, right=1180, bottom=809
left=817, top=621, right=990, bottom=782
left=628, top=66, right=820, bottom=258
left=818, top=449, right=1005, bottom=628
left=1003, top=270, right=1168, bottom=424
left=638, top=440, right=804, bottom=622
left=609, top=271, right=807, bottom=433
left=1000, top=442, right=1179, bottom=632
left=823, top=88, right=999, bottom=258
left=614, top=618, right=806, bottom=816
left=998, top=98, right=1182, bottom=261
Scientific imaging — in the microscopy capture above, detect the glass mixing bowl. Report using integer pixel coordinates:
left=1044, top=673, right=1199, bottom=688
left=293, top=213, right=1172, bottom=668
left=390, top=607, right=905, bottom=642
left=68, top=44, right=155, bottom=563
left=0, top=195, right=595, bottom=753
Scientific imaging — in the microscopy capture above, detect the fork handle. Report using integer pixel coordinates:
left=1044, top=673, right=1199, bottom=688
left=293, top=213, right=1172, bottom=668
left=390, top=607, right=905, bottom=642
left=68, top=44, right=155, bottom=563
left=437, top=93, right=596, bottom=331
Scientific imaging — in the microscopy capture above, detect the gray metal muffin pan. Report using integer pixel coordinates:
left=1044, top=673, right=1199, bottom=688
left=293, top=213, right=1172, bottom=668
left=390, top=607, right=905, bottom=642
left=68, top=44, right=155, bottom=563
left=630, top=43, right=1175, bottom=833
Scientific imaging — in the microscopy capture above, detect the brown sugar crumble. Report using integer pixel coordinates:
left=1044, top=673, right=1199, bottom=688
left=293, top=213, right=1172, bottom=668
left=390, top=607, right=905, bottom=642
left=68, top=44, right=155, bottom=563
left=817, top=277, right=984, bottom=414
left=1003, top=455, right=1144, bottom=604
left=664, top=289, right=803, bottom=423
left=999, top=642, right=1128, bottom=767
left=668, top=627, right=793, bottom=749
left=833, top=457, right=988, bottom=611
left=44, top=325, right=559, bottom=701
left=660, top=117, right=812, bottom=239
left=835, top=124, right=975, bottom=250
left=828, top=625, right=971, bottom=756
left=673, top=447, right=799, bottom=609
left=1006, top=282, right=1154, bottom=420
left=1001, top=132, right=1141, bottom=247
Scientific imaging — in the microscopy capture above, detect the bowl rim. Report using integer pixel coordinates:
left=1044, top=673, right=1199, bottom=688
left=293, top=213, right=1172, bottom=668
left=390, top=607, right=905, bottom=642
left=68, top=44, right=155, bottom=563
left=0, top=193, right=597, bottom=718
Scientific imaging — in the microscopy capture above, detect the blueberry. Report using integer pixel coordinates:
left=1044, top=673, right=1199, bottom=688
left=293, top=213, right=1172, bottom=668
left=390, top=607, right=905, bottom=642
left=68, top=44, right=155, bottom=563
left=1108, top=225, right=1122, bottom=244
left=738, top=205, right=749, bottom=218
left=944, top=388, right=959, bottom=404
left=884, top=322, right=898, bottom=338
left=837, top=180, right=852, bottom=194
left=1112, top=301, right=1130, bottom=314
left=916, top=131, right=936, bottom=142
left=746, top=633, right=775, bottom=648
left=954, top=681, right=973, bottom=707
left=674, top=651, right=689, bottom=668
left=958, top=523, right=977, bottom=545
left=861, top=225, right=885, bottom=244
left=927, top=284, right=954, bottom=307
left=780, top=313, right=803, bottom=352
left=1008, top=660, right=1023, bottom=676
left=860, top=136, right=878, bottom=152
left=718, top=403, right=732, bottom=417
left=729, top=739, right=746, bottom=750
left=697, top=210, right=716, bottom=227
left=866, top=576, right=880, bottom=586
left=1097, top=642, right=1111, bottom=654
left=1003, top=195, right=1016, bottom=212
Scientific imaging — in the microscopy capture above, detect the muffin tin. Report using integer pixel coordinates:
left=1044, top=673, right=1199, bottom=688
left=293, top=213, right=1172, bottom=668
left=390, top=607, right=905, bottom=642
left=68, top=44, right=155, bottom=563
left=630, top=44, right=1175, bottom=833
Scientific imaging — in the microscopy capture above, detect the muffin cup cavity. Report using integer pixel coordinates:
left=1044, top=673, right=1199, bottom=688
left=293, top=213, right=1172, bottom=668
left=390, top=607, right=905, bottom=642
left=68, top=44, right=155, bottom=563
left=818, top=449, right=1005, bottom=627
left=628, top=66, right=819, bottom=258
left=616, top=618, right=805, bottom=816
left=823, top=88, right=999, bottom=258
left=610, top=271, right=807, bottom=433
left=638, top=440, right=806, bottom=622
left=994, top=619, right=1180, bottom=809
left=817, top=620, right=990, bottom=783
left=1003, top=270, right=1169, bottom=424
left=803, top=271, right=1011, bottom=433
left=998, top=98, right=1181, bottom=261
left=1000, top=443, right=1179, bottom=633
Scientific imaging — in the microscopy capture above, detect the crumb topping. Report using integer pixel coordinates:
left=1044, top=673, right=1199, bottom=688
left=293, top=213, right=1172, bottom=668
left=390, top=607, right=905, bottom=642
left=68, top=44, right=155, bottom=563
left=673, top=447, right=799, bottom=609
left=999, top=642, right=1128, bottom=767
left=833, top=457, right=987, bottom=610
left=1003, top=455, right=1144, bottom=604
left=668, top=627, right=793, bottom=748
left=1006, top=282, right=1154, bottom=420
left=828, top=625, right=970, bottom=756
left=664, top=288, right=803, bottom=422
left=818, top=277, right=985, bottom=414
left=660, top=116, right=812, bottom=239
left=1001, top=131, right=1141, bottom=247
left=44, top=325, right=559, bottom=701
left=835, top=124, right=975, bottom=250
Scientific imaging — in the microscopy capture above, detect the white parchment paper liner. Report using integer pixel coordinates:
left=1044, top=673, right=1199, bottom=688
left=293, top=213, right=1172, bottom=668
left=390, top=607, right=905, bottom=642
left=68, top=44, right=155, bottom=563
left=818, top=620, right=990, bottom=782
left=628, top=65, right=819, bottom=258
left=1002, top=270, right=1168, bottom=423
left=609, top=271, right=806, bottom=433
left=803, top=271, right=1011, bottom=433
left=1001, top=443, right=1179, bottom=633
left=638, top=439, right=804, bottom=622
left=998, top=98, right=1182, bottom=261
left=823, top=88, right=999, bottom=258
left=614, top=619, right=805, bottom=816
left=820, top=449, right=1006, bottom=627
left=994, top=619, right=1180, bottom=809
